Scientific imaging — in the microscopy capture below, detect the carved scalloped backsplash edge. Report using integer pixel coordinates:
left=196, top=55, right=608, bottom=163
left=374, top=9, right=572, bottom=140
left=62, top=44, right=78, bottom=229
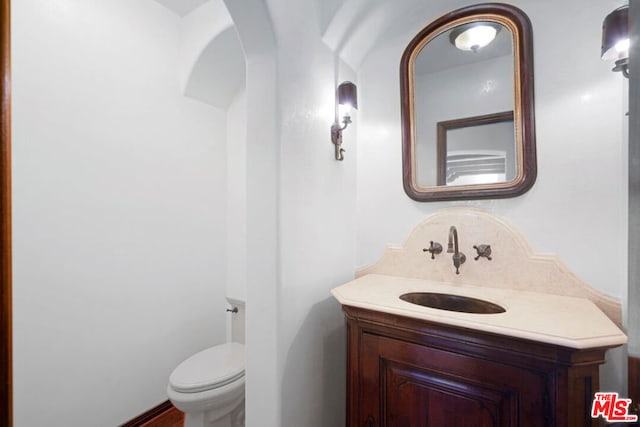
left=356, top=207, right=622, bottom=328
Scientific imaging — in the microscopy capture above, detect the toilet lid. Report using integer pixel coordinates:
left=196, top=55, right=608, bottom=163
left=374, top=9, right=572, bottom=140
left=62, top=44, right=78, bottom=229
left=169, top=342, right=245, bottom=393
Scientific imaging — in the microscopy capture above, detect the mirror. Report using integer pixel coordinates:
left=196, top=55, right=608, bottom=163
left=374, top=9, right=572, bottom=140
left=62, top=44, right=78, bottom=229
left=401, top=4, right=536, bottom=201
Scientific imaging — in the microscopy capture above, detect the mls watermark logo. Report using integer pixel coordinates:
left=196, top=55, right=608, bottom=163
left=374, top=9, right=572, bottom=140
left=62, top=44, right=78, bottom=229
left=591, top=392, right=638, bottom=423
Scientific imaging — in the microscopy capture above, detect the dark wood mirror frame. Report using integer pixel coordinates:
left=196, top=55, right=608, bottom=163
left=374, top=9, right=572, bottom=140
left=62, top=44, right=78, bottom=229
left=400, top=3, right=536, bottom=202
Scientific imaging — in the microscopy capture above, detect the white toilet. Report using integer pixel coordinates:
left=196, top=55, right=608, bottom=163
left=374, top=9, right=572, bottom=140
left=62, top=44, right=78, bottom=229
left=167, top=302, right=245, bottom=427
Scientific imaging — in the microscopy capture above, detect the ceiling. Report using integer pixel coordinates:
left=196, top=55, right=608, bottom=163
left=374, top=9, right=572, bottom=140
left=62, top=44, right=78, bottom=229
left=153, top=0, right=209, bottom=17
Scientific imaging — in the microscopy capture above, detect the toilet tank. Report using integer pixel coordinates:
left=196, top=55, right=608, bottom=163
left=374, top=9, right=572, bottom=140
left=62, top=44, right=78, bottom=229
left=226, top=297, right=245, bottom=344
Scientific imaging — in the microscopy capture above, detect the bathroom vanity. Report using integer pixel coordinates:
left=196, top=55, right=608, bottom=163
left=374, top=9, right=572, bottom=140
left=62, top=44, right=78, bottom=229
left=334, top=275, right=626, bottom=427
left=333, top=208, right=627, bottom=427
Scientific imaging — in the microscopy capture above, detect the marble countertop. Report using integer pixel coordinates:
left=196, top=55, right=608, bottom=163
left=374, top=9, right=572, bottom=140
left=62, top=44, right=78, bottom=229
left=331, top=274, right=627, bottom=349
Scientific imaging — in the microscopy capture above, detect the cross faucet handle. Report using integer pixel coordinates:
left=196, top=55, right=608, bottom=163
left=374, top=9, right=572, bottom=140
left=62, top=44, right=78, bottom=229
left=473, top=244, right=492, bottom=261
left=423, top=241, right=443, bottom=260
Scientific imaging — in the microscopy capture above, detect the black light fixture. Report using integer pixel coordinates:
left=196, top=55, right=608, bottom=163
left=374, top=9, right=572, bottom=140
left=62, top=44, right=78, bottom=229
left=601, top=5, right=629, bottom=78
left=331, top=81, right=357, bottom=161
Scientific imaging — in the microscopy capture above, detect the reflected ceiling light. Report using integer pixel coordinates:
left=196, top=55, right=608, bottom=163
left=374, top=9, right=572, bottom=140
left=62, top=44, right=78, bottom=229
left=330, top=81, right=358, bottom=161
left=601, top=5, right=629, bottom=78
left=450, top=23, right=500, bottom=52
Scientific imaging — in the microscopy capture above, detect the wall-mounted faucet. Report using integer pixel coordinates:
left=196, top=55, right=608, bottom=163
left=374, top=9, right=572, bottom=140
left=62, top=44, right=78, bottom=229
left=447, top=226, right=466, bottom=274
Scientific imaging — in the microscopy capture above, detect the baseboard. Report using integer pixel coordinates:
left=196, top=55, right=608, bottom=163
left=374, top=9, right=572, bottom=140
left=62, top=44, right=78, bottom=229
left=120, top=400, right=184, bottom=427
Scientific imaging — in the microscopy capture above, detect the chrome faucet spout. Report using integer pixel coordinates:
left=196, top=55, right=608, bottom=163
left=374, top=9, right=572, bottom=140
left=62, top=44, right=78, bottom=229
left=448, top=226, right=466, bottom=274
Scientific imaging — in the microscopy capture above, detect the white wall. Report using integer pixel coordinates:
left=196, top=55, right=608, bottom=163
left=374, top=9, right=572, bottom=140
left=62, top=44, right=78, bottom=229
left=226, top=90, right=247, bottom=302
left=12, top=0, right=229, bottom=425
left=356, top=0, right=628, bottom=391
left=221, top=0, right=281, bottom=424
left=263, top=1, right=358, bottom=425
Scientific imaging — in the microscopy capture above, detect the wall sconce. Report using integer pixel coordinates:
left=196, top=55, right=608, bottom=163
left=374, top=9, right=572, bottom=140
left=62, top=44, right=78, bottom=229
left=331, top=81, right=357, bottom=161
left=601, top=5, right=629, bottom=78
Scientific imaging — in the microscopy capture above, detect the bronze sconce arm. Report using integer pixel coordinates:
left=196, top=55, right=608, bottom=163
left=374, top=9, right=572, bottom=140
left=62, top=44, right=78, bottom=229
left=331, top=81, right=357, bottom=161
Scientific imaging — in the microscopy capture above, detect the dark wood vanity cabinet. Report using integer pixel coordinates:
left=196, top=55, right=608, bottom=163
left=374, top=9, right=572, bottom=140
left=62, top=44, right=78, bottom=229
left=344, top=305, right=615, bottom=427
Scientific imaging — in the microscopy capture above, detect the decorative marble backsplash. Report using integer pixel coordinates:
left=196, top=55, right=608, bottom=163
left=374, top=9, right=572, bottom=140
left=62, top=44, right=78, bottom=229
left=356, top=207, right=622, bottom=327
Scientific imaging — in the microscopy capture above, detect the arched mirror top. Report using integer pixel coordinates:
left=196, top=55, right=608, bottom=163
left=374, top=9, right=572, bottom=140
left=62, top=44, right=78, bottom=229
left=400, top=3, right=536, bottom=202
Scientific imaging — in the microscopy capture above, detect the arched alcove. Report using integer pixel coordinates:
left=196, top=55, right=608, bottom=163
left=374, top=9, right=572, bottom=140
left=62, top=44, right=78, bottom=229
left=184, top=27, right=245, bottom=109
left=157, top=0, right=279, bottom=423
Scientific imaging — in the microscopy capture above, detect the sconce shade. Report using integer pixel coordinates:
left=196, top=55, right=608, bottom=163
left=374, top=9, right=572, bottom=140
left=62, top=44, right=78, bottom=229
left=337, top=81, right=358, bottom=110
left=601, top=5, right=629, bottom=61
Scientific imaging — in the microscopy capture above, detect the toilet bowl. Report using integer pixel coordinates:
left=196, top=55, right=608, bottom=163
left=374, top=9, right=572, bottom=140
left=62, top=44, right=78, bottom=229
left=168, top=342, right=245, bottom=427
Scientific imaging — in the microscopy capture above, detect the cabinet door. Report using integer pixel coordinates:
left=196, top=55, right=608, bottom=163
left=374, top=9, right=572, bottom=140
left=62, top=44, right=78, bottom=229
left=359, top=333, right=550, bottom=427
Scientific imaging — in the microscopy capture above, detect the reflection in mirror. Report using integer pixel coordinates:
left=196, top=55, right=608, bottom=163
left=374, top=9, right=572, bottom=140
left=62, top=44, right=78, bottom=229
left=414, top=22, right=516, bottom=188
left=400, top=4, right=536, bottom=202
left=435, top=111, right=515, bottom=186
